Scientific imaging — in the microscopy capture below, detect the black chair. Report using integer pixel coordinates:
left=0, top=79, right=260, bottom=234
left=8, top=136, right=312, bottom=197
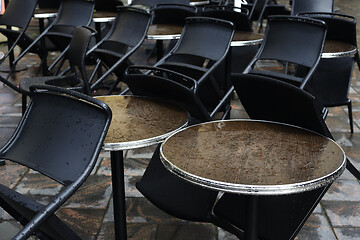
left=124, top=66, right=233, bottom=123
left=200, top=4, right=257, bottom=73
left=246, top=0, right=290, bottom=32
left=38, top=0, right=61, bottom=8
left=299, top=12, right=359, bottom=133
left=130, top=0, right=190, bottom=9
left=95, top=0, right=123, bottom=11
left=13, top=0, right=95, bottom=76
left=19, top=26, right=97, bottom=114
left=0, top=0, right=39, bottom=77
left=154, top=17, right=235, bottom=116
left=291, top=0, right=333, bottom=15
left=0, top=85, right=111, bottom=240
left=200, top=5, right=252, bottom=31
left=87, top=6, right=152, bottom=94
left=243, top=15, right=327, bottom=89
left=153, top=4, right=198, bottom=25
left=150, top=3, right=198, bottom=61
left=212, top=73, right=360, bottom=239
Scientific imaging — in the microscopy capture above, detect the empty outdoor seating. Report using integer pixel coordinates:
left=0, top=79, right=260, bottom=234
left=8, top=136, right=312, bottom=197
left=246, top=0, right=290, bottom=32
left=154, top=16, right=235, bottom=116
left=213, top=73, right=360, bottom=239
left=13, top=0, right=95, bottom=76
left=87, top=6, right=152, bottom=94
left=243, top=15, right=327, bottom=89
left=0, top=0, right=39, bottom=85
left=291, top=0, right=333, bottom=15
left=19, top=26, right=97, bottom=113
left=200, top=4, right=257, bottom=73
left=124, top=66, right=232, bottom=123
left=152, top=4, right=198, bottom=25
left=200, top=5, right=252, bottom=31
left=130, top=0, right=190, bottom=9
left=300, top=12, right=359, bottom=133
left=0, top=85, right=111, bottom=239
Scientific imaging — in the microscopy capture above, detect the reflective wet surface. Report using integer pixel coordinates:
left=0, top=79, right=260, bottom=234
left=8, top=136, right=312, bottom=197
left=162, top=120, right=345, bottom=193
left=1, top=0, right=360, bottom=239
left=95, top=95, right=188, bottom=150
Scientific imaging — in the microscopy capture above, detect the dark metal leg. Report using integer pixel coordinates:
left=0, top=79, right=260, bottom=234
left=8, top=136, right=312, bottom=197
left=156, top=40, right=164, bottom=61
left=110, top=150, right=127, bottom=240
left=245, top=195, right=259, bottom=240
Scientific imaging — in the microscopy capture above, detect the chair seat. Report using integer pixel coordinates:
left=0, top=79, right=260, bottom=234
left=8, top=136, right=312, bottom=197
left=250, top=69, right=303, bottom=86
left=20, top=74, right=81, bottom=94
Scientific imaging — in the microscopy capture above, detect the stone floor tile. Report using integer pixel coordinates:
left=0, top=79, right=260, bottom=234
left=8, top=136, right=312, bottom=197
left=0, top=221, right=37, bottom=240
left=56, top=208, right=105, bottom=239
left=155, top=223, right=217, bottom=240
left=295, top=214, right=337, bottom=240
left=125, top=175, right=143, bottom=197
left=126, top=145, right=157, bottom=159
left=97, top=157, right=112, bottom=176
left=323, top=179, right=360, bottom=201
left=97, top=222, right=157, bottom=240
left=322, top=201, right=360, bottom=227
left=64, top=175, right=112, bottom=209
left=0, top=162, right=28, bottom=188
left=334, top=227, right=360, bottom=240
left=103, top=198, right=183, bottom=224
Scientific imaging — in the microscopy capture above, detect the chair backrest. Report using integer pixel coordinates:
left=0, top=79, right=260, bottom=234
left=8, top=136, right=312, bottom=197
left=95, top=0, right=123, bottom=11
left=0, top=0, right=38, bottom=29
left=124, top=66, right=211, bottom=122
left=152, top=4, right=197, bottom=25
left=292, top=0, right=333, bottom=15
left=231, top=73, right=333, bottom=138
left=249, top=0, right=266, bottom=22
left=0, top=85, right=111, bottom=186
left=201, top=5, right=252, bottom=31
left=104, top=6, right=152, bottom=49
left=67, top=26, right=97, bottom=95
left=171, top=17, right=234, bottom=62
left=54, top=0, right=95, bottom=27
left=245, top=15, right=327, bottom=88
left=38, top=0, right=61, bottom=9
left=298, top=12, right=357, bottom=47
left=131, top=0, right=190, bottom=8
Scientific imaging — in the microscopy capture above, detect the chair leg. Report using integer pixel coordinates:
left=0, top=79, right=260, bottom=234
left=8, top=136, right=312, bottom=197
left=347, top=100, right=354, bottom=133
left=346, top=158, right=360, bottom=181
left=22, top=94, right=27, bottom=115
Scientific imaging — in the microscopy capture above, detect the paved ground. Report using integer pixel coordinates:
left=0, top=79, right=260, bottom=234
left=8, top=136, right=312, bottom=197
left=1, top=0, right=360, bottom=239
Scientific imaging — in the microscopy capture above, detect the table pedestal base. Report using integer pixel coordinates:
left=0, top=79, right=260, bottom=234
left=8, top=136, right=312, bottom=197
left=111, top=150, right=127, bottom=240
left=245, top=196, right=259, bottom=240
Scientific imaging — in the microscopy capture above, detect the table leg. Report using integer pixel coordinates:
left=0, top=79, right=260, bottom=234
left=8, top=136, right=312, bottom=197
left=156, top=40, right=164, bottom=61
left=110, top=150, right=127, bottom=240
left=245, top=195, right=258, bottom=240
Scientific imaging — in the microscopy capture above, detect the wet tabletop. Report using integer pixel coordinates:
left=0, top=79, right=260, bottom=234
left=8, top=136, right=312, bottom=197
left=95, top=95, right=188, bottom=151
left=147, top=24, right=183, bottom=39
left=322, top=40, right=357, bottom=58
left=232, top=31, right=263, bottom=47
left=161, top=120, right=346, bottom=195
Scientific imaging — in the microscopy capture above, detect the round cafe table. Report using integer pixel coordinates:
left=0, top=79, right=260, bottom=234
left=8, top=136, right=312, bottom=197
left=95, top=95, right=189, bottom=240
left=160, top=120, right=346, bottom=240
